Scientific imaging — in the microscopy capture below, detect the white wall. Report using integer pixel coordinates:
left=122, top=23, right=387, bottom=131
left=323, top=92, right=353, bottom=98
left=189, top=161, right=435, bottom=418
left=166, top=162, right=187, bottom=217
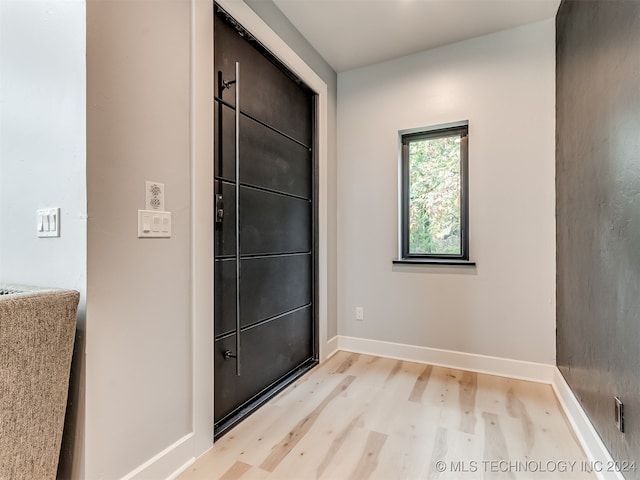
left=337, top=19, right=556, bottom=364
left=0, top=2, right=87, bottom=477
left=0, top=0, right=86, bottom=305
left=86, top=0, right=200, bottom=477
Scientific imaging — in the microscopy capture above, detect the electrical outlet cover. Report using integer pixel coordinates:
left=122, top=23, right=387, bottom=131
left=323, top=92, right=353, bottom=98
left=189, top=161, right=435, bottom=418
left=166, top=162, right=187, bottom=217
left=614, top=396, right=624, bottom=432
left=145, top=181, right=165, bottom=210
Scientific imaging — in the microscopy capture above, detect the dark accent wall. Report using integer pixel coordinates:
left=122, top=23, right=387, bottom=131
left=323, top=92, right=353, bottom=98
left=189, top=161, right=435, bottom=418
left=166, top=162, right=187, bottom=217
left=556, top=1, right=640, bottom=477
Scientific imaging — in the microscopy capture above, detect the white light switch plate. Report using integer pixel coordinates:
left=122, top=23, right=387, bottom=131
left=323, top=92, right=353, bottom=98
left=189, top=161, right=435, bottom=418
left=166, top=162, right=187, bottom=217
left=138, top=210, right=171, bottom=238
left=37, top=208, right=60, bottom=237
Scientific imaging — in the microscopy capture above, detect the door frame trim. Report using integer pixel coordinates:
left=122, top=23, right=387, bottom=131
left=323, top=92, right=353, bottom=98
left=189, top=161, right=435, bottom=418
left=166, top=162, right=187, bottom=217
left=191, top=0, right=329, bottom=459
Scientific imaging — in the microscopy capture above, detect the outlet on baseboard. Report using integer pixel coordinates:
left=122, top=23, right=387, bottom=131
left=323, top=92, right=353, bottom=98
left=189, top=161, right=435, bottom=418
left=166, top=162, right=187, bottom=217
left=355, top=307, right=364, bottom=321
left=614, top=397, right=624, bottom=433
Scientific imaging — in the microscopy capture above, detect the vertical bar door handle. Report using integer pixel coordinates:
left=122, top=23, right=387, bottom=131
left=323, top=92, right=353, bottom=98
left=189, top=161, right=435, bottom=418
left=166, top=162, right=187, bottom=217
left=234, top=61, right=241, bottom=377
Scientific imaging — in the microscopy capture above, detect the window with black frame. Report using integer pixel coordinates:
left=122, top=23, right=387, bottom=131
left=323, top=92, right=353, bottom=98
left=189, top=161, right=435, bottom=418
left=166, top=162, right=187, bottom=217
left=396, top=121, right=473, bottom=264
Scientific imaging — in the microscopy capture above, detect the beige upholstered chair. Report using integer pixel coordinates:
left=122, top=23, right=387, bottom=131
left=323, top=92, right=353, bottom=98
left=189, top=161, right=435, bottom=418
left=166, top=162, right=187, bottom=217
left=0, top=286, right=79, bottom=480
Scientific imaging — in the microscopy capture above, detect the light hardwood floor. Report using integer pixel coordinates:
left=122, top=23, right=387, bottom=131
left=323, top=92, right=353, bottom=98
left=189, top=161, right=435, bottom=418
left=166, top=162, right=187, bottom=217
left=179, top=352, right=593, bottom=479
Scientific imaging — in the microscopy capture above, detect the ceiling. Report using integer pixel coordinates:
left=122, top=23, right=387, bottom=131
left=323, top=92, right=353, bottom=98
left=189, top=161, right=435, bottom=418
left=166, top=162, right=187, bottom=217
left=273, top=0, right=560, bottom=72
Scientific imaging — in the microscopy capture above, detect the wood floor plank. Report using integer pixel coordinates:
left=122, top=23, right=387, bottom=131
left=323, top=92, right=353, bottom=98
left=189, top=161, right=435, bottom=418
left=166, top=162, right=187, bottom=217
left=428, top=367, right=464, bottom=433
left=363, top=362, right=434, bottom=436
left=482, top=412, right=515, bottom=480
left=384, top=359, right=403, bottom=383
left=218, top=461, right=253, bottom=480
left=506, top=386, right=534, bottom=454
left=259, top=375, right=356, bottom=472
left=333, top=352, right=358, bottom=374
left=446, top=428, right=484, bottom=480
left=408, top=364, right=433, bottom=403
left=267, top=394, right=364, bottom=480
left=341, top=356, right=400, bottom=407
left=373, top=430, right=433, bottom=480
left=475, top=372, right=509, bottom=416
left=315, top=413, right=364, bottom=479
left=426, top=427, right=448, bottom=480
left=371, top=392, right=443, bottom=479
left=347, top=430, right=387, bottom=480
left=459, top=371, right=478, bottom=434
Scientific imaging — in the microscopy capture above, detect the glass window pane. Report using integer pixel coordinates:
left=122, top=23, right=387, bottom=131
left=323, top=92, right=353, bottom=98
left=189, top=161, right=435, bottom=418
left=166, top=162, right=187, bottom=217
left=408, top=135, right=461, bottom=255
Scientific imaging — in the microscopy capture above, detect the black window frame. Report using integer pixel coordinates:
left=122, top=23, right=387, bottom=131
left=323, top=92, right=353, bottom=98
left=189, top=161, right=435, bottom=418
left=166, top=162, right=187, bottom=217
left=397, top=121, right=472, bottom=265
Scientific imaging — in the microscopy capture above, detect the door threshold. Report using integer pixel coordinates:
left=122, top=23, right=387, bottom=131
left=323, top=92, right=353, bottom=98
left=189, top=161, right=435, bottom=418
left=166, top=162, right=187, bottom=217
left=214, top=358, right=318, bottom=440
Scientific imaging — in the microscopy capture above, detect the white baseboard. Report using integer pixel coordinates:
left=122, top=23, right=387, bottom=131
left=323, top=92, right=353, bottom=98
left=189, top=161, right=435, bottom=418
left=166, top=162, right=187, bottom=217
left=551, top=370, right=625, bottom=480
left=121, top=433, right=195, bottom=480
left=166, top=457, right=197, bottom=480
left=324, top=335, right=339, bottom=361
left=336, top=335, right=556, bottom=384
left=333, top=335, right=623, bottom=480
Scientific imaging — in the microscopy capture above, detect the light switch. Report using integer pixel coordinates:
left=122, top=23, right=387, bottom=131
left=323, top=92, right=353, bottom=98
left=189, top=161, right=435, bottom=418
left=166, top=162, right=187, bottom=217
left=37, top=208, right=60, bottom=237
left=142, top=212, right=152, bottom=233
left=138, top=210, right=171, bottom=238
left=50, top=211, right=57, bottom=231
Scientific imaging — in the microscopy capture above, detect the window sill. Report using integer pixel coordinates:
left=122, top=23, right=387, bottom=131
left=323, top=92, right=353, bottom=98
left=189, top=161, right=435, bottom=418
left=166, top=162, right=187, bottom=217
left=393, top=258, right=476, bottom=266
